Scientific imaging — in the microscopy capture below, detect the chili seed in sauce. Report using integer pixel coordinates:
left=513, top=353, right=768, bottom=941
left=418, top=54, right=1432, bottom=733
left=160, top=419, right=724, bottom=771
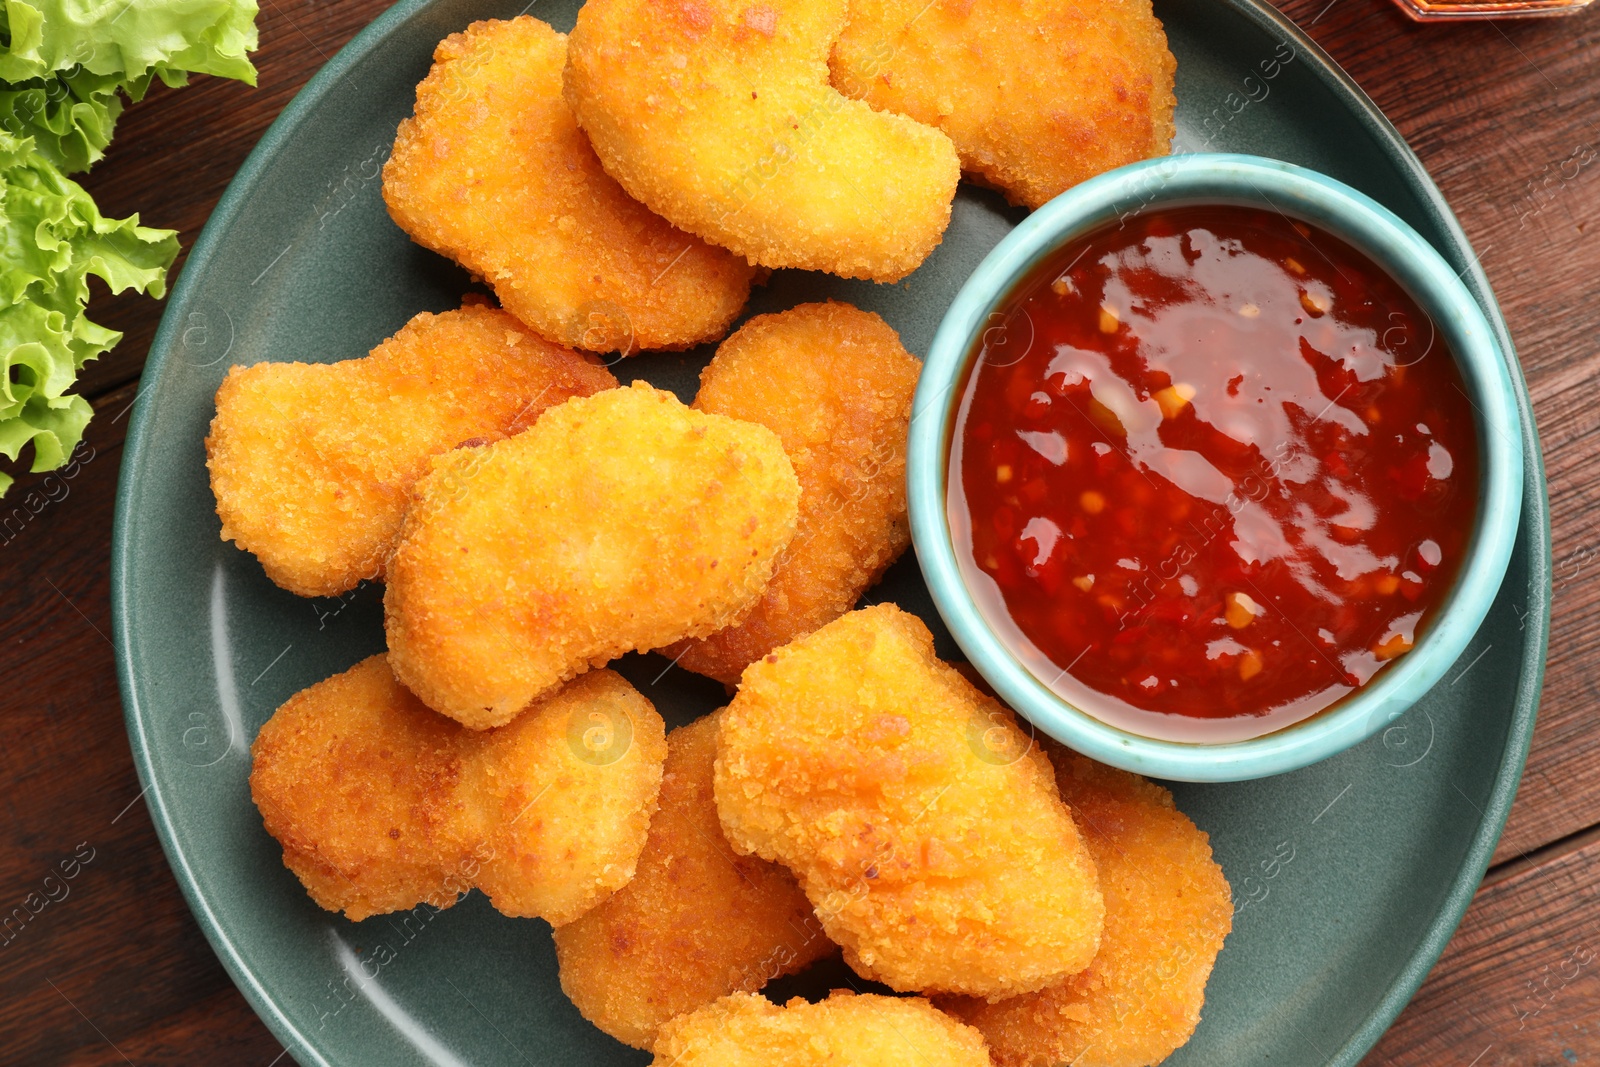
left=949, top=205, right=1478, bottom=742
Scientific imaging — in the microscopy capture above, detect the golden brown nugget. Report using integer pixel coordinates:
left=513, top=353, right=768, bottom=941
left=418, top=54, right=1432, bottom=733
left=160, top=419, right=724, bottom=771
left=553, top=713, right=834, bottom=1050
left=385, top=382, right=800, bottom=730
left=206, top=304, right=616, bottom=598
left=383, top=18, right=756, bottom=353
left=832, top=0, right=1176, bottom=209
left=940, top=751, right=1233, bottom=1067
left=249, top=655, right=667, bottom=924
left=653, top=991, right=992, bottom=1067
left=715, top=604, right=1104, bottom=998
left=565, top=0, right=959, bottom=282
left=663, top=302, right=918, bottom=684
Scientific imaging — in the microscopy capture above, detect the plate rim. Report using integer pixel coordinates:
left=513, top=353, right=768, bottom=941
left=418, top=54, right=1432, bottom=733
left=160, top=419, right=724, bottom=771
left=108, top=1, right=1553, bottom=1064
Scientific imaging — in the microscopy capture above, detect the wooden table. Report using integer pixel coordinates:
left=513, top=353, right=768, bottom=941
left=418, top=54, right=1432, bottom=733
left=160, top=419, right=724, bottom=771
left=0, top=0, right=1594, bottom=1062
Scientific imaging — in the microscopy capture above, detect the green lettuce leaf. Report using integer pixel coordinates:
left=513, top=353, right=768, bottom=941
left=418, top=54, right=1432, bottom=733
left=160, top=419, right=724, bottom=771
left=0, top=66, right=124, bottom=173
left=0, top=1, right=260, bottom=173
left=0, top=128, right=176, bottom=494
left=0, top=1, right=259, bottom=87
left=0, top=0, right=258, bottom=493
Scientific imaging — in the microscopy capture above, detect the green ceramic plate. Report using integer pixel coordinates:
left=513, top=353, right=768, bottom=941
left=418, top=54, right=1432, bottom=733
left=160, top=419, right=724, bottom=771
left=111, top=1, right=1551, bottom=1064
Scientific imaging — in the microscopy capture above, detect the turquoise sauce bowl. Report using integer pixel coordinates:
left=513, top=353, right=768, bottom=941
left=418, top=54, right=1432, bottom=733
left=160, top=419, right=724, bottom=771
left=908, top=154, right=1523, bottom=782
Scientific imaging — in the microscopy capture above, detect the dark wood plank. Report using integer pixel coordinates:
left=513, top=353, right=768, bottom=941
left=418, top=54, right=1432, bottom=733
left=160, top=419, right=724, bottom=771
left=57, top=988, right=282, bottom=1067
left=0, top=402, right=284, bottom=1065
left=1363, top=829, right=1600, bottom=1065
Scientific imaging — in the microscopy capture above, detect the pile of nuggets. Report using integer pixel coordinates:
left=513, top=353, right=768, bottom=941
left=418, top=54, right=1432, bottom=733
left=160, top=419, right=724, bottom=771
left=210, top=3, right=1230, bottom=1064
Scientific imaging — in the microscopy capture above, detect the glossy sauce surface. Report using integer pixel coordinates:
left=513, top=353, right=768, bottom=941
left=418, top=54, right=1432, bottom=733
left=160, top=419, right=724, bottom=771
left=950, top=206, right=1478, bottom=741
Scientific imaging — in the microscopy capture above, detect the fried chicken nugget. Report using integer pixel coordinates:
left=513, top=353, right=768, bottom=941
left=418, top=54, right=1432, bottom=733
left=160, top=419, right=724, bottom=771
left=553, top=712, right=835, bottom=1050
left=715, top=604, right=1104, bottom=998
left=385, top=381, right=800, bottom=730
left=564, top=0, right=960, bottom=282
left=662, top=302, right=918, bottom=684
left=383, top=18, right=756, bottom=353
left=206, top=303, right=616, bottom=597
left=939, top=750, right=1233, bottom=1067
left=249, top=655, right=668, bottom=924
left=832, top=0, right=1176, bottom=209
left=653, top=991, right=992, bottom=1067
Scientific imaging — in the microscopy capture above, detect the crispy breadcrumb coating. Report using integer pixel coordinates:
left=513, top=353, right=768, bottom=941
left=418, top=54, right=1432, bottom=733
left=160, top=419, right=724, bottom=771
left=564, top=0, right=960, bottom=282
left=940, top=748, right=1233, bottom=1067
left=831, top=0, right=1176, bottom=209
left=385, top=382, right=800, bottom=729
left=553, top=712, right=834, bottom=1050
left=205, top=303, right=616, bottom=597
left=652, top=991, right=992, bottom=1067
left=714, top=604, right=1104, bottom=998
left=383, top=17, right=756, bottom=353
left=249, top=656, right=667, bottom=924
left=662, top=302, right=918, bottom=683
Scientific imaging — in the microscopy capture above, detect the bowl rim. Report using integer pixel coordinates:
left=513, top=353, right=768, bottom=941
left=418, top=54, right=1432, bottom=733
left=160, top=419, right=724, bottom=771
left=908, top=152, right=1525, bottom=783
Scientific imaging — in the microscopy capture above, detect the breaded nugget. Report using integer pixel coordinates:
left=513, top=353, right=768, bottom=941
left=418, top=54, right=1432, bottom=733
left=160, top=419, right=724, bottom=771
left=662, top=302, right=918, bottom=683
left=553, top=712, right=834, bottom=1050
left=653, top=991, right=992, bottom=1067
left=714, top=604, right=1104, bottom=998
left=940, top=749, right=1233, bottom=1067
left=564, top=0, right=960, bottom=282
left=206, top=303, right=616, bottom=597
left=385, top=381, right=800, bottom=730
left=249, top=655, right=667, bottom=924
left=383, top=18, right=756, bottom=353
left=831, top=0, right=1176, bottom=209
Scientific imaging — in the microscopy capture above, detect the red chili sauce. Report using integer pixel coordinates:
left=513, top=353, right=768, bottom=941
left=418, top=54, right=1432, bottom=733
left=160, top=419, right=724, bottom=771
left=950, top=205, right=1478, bottom=741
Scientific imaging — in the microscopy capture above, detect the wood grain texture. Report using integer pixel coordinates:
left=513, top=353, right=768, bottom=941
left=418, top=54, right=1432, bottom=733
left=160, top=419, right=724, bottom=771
left=1365, top=829, right=1600, bottom=1065
left=0, top=0, right=1595, bottom=1063
left=0, top=393, right=282, bottom=1066
left=57, top=987, right=284, bottom=1067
